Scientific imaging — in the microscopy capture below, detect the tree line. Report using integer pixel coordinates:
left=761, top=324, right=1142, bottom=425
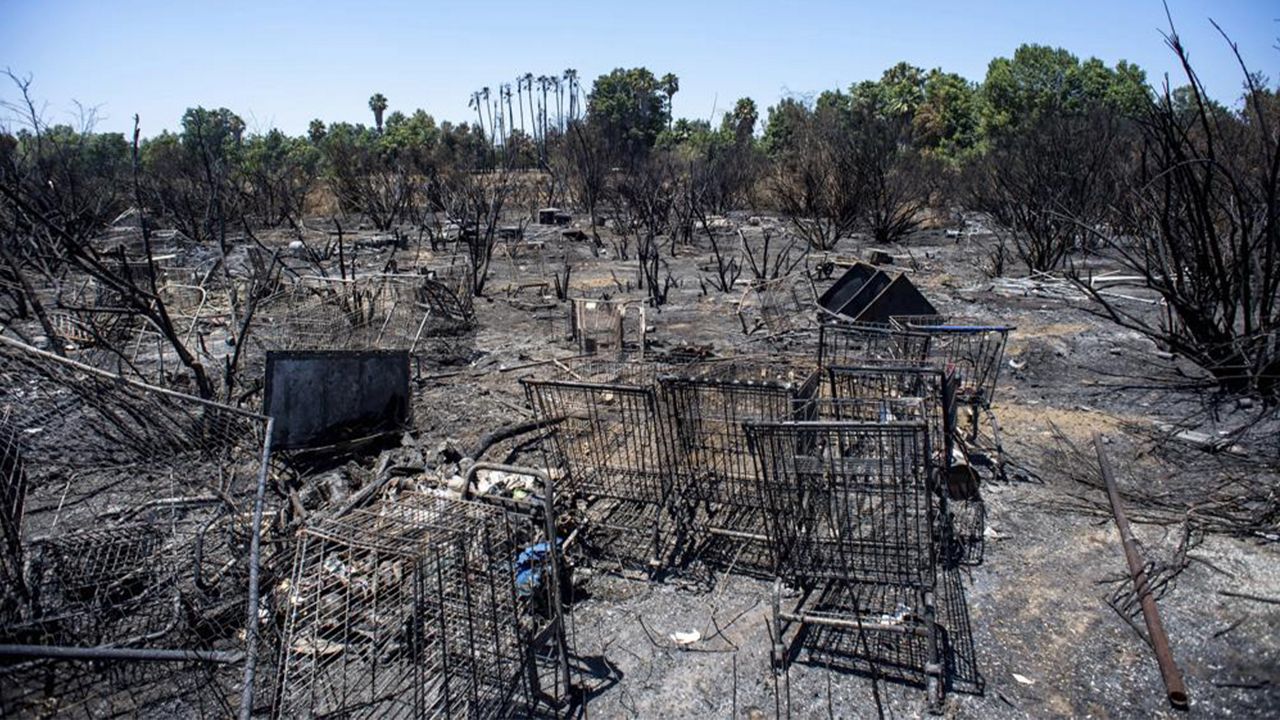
left=2, top=28, right=1277, bottom=399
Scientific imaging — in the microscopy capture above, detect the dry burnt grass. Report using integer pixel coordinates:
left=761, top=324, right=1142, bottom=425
left=298, top=214, right=1277, bottom=718
left=12, top=211, right=1277, bottom=718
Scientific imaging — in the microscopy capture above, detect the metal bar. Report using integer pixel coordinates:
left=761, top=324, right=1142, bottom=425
left=1094, top=433, right=1189, bottom=710
left=776, top=611, right=931, bottom=637
left=0, top=644, right=244, bottom=664
left=239, top=416, right=275, bottom=720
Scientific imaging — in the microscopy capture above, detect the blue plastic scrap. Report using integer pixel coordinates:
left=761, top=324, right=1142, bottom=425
left=513, top=541, right=559, bottom=597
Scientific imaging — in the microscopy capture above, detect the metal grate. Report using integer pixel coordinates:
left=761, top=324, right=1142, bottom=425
left=749, top=420, right=944, bottom=707
left=822, top=364, right=957, bottom=472
left=524, top=378, right=677, bottom=568
left=0, top=335, right=273, bottom=717
left=746, top=421, right=936, bottom=587
left=659, top=369, right=819, bottom=570
left=275, top=494, right=530, bottom=719
left=889, top=320, right=1012, bottom=410
left=817, top=322, right=931, bottom=369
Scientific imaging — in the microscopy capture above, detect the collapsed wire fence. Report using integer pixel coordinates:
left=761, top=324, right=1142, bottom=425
left=0, top=335, right=275, bottom=718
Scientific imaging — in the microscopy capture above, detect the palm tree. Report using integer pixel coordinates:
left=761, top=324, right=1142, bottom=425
left=553, top=76, right=563, bottom=132
left=660, top=74, right=678, bottom=130
left=481, top=86, right=494, bottom=149
left=537, top=76, right=551, bottom=151
left=368, top=93, right=388, bottom=133
left=469, top=91, right=485, bottom=142
left=515, top=76, right=526, bottom=135
left=564, top=68, right=579, bottom=122
left=523, top=74, right=537, bottom=145
left=308, top=118, right=326, bottom=144
left=503, top=84, right=515, bottom=144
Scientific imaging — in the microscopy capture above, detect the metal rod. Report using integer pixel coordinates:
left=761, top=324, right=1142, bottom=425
left=1094, top=433, right=1189, bottom=710
left=239, top=417, right=275, bottom=720
left=0, top=644, right=243, bottom=664
left=777, top=611, right=930, bottom=637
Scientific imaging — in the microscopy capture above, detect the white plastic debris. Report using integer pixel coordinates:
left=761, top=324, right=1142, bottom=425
left=1012, top=673, right=1036, bottom=685
left=669, top=630, right=701, bottom=646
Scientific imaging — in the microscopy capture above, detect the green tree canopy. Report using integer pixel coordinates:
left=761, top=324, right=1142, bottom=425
left=586, top=67, right=670, bottom=164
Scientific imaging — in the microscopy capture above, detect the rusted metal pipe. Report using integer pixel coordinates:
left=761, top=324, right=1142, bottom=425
left=1093, top=433, right=1189, bottom=710
left=0, top=644, right=243, bottom=663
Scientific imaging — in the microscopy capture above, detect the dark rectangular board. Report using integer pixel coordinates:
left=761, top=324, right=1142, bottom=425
left=854, top=275, right=938, bottom=325
left=264, top=350, right=411, bottom=450
left=818, top=262, right=879, bottom=315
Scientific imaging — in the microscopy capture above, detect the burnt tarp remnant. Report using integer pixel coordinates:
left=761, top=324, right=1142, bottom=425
left=817, top=262, right=880, bottom=318
left=264, top=350, right=410, bottom=449
left=855, top=275, right=938, bottom=325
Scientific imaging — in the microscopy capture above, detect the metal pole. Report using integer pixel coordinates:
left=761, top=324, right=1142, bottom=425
left=0, top=645, right=243, bottom=663
left=239, top=417, right=274, bottom=720
left=1093, top=433, right=1189, bottom=710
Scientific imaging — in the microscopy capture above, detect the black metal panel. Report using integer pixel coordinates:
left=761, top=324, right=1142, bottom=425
left=832, top=270, right=892, bottom=320
left=817, top=262, right=879, bottom=315
left=264, top=350, right=411, bottom=449
left=854, top=274, right=938, bottom=325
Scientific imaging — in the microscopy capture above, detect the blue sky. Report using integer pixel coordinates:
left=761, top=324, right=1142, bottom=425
left=1, top=0, right=1276, bottom=137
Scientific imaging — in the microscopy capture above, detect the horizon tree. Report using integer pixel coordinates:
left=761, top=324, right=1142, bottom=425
left=368, top=92, right=388, bottom=133
left=661, top=73, right=679, bottom=129
left=564, top=68, right=580, bottom=122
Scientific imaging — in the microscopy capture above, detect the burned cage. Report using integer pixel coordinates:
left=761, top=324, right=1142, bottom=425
left=275, top=493, right=561, bottom=719
left=658, top=368, right=820, bottom=571
left=816, top=322, right=932, bottom=369
left=746, top=420, right=944, bottom=708
left=0, top=336, right=275, bottom=718
left=523, top=378, right=679, bottom=570
left=823, top=364, right=957, bottom=472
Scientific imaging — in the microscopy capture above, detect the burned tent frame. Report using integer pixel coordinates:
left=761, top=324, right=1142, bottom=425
left=0, top=336, right=275, bottom=719
left=746, top=420, right=944, bottom=709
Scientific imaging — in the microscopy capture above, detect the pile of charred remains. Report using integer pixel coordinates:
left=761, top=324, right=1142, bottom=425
left=0, top=250, right=1012, bottom=716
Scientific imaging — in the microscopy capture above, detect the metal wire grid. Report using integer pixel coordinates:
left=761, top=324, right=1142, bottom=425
left=658, top=370, right=820, bottom=551
left=751, top=420, right=945, bottom=706
left=789, top=580, right=938, bottom=686
left=275, top=494, right=529, bottom=719
left=0, top=335, right=273, bottom=717
left=0, top=420, right=24, bottom=615
left=822, top=364, right=958, bottom=471
left=752, top=274, right=816, bottom=335
left=888, top=320, right=1013, bottom=409
left=745, top=421, right=936, bottom=589
left=254, top=274, right=469, bottom=356
left=568, top=298, right=646, bottom=358
left=523, top=379, right=678, bottom=567
left=816, top=322, right=932, bottom=369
